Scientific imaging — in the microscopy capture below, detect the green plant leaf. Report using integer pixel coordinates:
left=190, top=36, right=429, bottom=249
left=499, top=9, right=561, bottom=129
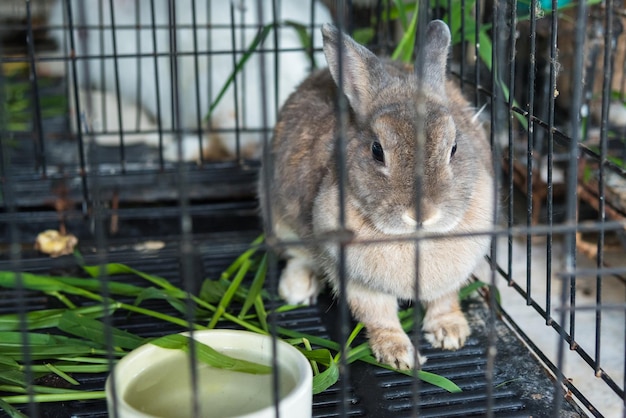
left=58, top=311, right=144, bottom=351
left=150, top=334, right=272, bottom=375
left=393, top=0, right=410, bottom=30
left=133, top=287, right=197, bottom=317
left=240, top=254, right=268, bottom=319
left=312, top=353, right=339, bottom=394
left=220, top=235, right=264, bottom=281
left=0, top=332, right=100, bottom=361
left=43, top=363, right=79, bottom=386
left=0, top=397, right=28, bottom=418
left=358, top=354, right=462, bottom=392
left=0, top=391, right=107, bottom=404
left=458, top=280, right=487, bottom=300
left=0, top=305, right=113, bottom=332
left=208, top=259, right=251, bottom=328
left=83, top=264, right=184, bottom=297
left=391, top=2, right=419, bottom=63
left=205, top=25, right=274, bottom=122
left=0, top=369, right=26, bottom=387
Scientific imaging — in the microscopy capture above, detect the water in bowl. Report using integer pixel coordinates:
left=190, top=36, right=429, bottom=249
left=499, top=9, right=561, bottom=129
left=123, top=348, right=296, bottom=418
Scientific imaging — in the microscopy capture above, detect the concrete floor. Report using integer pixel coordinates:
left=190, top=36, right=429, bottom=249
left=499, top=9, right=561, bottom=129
left=475, top=235, right=625, bottom=417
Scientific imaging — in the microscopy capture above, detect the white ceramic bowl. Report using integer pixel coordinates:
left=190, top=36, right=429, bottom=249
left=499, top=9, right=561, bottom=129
left=105, top=330, right=312, bottom=418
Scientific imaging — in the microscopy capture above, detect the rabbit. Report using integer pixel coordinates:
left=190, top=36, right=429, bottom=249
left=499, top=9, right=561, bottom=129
left=259, top=20, right=495, bottom=369
left=42, top=0, right=332, bottom=161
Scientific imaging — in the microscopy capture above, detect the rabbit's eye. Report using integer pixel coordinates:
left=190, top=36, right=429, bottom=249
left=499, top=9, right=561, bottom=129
left=450, top=143, right=457, bottom=160
left=372, top=141, right=385, bottom=163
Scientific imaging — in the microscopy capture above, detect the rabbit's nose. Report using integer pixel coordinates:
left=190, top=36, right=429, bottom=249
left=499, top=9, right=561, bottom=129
left=421, top=207, right=442, bottom=227
left=402, top=211, right=418, bottom=227
left=405, top=204, right=440, bottom=228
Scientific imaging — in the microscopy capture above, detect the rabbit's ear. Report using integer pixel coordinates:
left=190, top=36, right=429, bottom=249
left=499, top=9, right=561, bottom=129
left=322, top=24, right=387, bottom=117
left=416, top=20, right=451, bottom=94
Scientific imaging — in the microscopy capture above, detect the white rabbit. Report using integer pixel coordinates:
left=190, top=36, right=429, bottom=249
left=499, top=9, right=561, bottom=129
left=42, top=0, right=332, bottom=161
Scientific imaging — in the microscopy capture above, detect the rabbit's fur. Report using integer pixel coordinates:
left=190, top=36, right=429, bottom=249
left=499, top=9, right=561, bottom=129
left=43, top=0, right=331, bottom=161
left=259, top=21, right=494, bottom=369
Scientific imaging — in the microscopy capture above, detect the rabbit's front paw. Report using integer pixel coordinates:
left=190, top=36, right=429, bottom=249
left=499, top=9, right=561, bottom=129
left=278, top=258, right=320, bottom=305
left=369, top=328, right=426, bottom=370
left=422, top=310, right=470, bottom=350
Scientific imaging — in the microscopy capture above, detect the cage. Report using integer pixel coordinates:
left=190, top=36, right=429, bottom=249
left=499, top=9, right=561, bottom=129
left=0, top=0, right=625, bottom=417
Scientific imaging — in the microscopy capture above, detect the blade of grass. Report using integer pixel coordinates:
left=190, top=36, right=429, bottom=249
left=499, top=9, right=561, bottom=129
left=300, top=338, right=320, bottom=375
left=83, top=264, right=184, bottom=297
left=239, top=254, right=267, bottom=319
left=0, top=271, right=204, bottom=330
left=208, top=259, right=252, bottom=328
left=58, top=311, right=145, bottom=351
left=133, top=287, right=204, bottom=318
left=220, top=235, right=264, bottom=281
left=0, top=370, right=26, bottom=387
left=0, top=384, right=99, bottom=395
left=204, top=22, right=273, bottom=122
left=0, top=398, right=28, bottom=418
left=253, top=296, right=268, bottom=332
left=358, top=354, right=462, bottom=393
left=276, top=327, right=341, bottom=352
left=333, top=322, right=364, bottom=363
left=150, top=334, right=272, bottom=375
left=346, top=342, right=372, bottom=364
left=27, top=364, right=110, bottom=374
left=311, top=352, right=339, bottom=394
left=391, top=2, right=419, bottom=63
left=1, top=391, right=107, bottom=404
left=0, top=305, right=114, bottom=331
left=55, top=276, right=148, bottom=297
left=43, top=363, right=79, bottom=386
left=392, top=0, right=409, bottom=30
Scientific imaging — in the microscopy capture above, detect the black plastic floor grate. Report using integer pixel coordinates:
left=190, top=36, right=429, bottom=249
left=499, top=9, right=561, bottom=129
left=0, top=226, right=586, bottom=417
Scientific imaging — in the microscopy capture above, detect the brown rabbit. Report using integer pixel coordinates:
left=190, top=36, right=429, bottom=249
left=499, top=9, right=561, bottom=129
left=259, top=20, right=494, bottom=369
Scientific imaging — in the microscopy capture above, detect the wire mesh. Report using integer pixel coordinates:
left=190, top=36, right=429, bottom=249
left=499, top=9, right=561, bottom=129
left=0, top=0, right=625, bottom=417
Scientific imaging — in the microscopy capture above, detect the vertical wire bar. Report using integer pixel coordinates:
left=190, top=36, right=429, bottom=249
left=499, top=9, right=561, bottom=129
left=266, top=0, right=280, bottom=418
left=107, top=0, right=126, bottom=172
left=206, top=1, right=213, bottom=145
left=256, top=0, right=280, bottom=418
left=256, top=16, right=281, bottom=414
left=526, top=0, right=537, bottom=306
left=229, top=3, right=242, bottom=161
left=487, top=1, right=506, bottom=415
left=134, top=0, right=142, bottom=133
left=240, top=2, right=248, bottom=134
left=149, top=0, right=165, bottom=169
left=308, top=0, right=315, bottom=68
left=411, top=2, right=430, bottom=415
left=554, top=0, right=587, bottom=413
left=99, top=0, right=107, bottom=133
left=65, top=0, right=91, bottom=214
left=460, top=0, right=465, bottom=90
left=545, top=0, right=559, bottom=324
left=168, top=0, right=201, bottom=418
left=25, top=0, right=46, bottom=175
left=272, top=0, right=280, bottom=121
left=69, top=2, right=121, bottom=416
left=0, top=31, right=40, bottom=418
left=191, top=0, right=205, bottom=164
left=507, top=0, right=518, bottom=287
left=473, top=0, right=480, bottom=107
left=334, top=3, right=350, bottom=415
left=595, top=0, right=615, bottom=376
left=168, top=0, right=200, bottom=415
